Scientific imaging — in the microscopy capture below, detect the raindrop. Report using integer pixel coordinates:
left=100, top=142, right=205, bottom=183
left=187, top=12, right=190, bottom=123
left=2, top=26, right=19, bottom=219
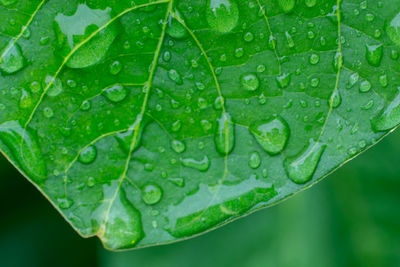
left=206, top=0, right=239, bottom=33
left=103, top=84, right=128, bottom=103
left=78, top=145, right=97, bottom=164
left=141, top=183, right=163, bottom=205
left=214, top=113, right=235, bottom=155
left=0, top=42, right=25, bottom=74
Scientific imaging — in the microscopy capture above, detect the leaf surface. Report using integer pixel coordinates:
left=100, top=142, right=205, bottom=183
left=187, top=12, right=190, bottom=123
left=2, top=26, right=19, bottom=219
left=0, top=0, right=399, bottom=250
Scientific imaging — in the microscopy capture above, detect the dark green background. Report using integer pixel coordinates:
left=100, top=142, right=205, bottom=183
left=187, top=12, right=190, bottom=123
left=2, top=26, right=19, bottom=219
left=1, top=130, right=399, bottom=267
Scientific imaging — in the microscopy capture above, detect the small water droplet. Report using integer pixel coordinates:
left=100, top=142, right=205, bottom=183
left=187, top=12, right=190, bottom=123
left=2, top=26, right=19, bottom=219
left=365, top=44, right=383, bottom=67
left=241, top=73, right=259, bottom=91
left=248, top=151, right=261, bottom=169
left=103, top=84, right=128, bottom=103
left=0, top=42, right=25, bottom=74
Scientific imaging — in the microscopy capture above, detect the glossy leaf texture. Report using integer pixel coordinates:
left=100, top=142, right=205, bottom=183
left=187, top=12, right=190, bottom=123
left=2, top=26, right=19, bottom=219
left=0, top=0, right=399, bottom=250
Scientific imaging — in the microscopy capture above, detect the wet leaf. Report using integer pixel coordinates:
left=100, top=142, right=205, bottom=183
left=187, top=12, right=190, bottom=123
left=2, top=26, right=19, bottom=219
left=0, top=0, right=399, bottom=250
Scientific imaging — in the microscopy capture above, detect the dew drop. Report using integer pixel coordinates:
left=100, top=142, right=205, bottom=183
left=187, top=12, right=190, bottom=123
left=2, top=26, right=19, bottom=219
left=276, top=73, right=291, bottom=88
left=206, top=0, right=239, bottom=33
left=241, top=73, right=259, bottom=91
left=0, top=42, right=25, bottom=74
left=279, top=0, right=295, bottom=13
left=387, top=12, right=400, bottom=47
left=181, top=156, right=210, bottom=172
left=171, top=140, right=186, bottom=154
left=284, top=139, right=326, bottom=184
left=250, top=116, right=290, bottom=155
left=54, top=4, right=117, bottom=69
left=78, top=145, right=97, bottom=164
left=359, top=80, right=372, bottom=93
left=365, top=44, right=383, bottom=67
left=166, top=17, right=187, bottom=39
left=45, top=75, right=63, bottom=97
left=248, top=151, right=261, bottom=169
left=103, top=84, right=127, bottom=103
left=371, top=88, right=400, bottom=131
left=141, top=183, right=163, bottom=205
left=0, top=121, right=47, bottom=183
left=214, top=113, right=235, bottom=155
left=330, top=89, right=342, bottom=108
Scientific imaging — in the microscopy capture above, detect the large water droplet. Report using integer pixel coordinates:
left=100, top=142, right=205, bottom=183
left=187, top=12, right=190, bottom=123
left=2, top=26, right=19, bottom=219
left=330, top=89, right=342, bottom=108
left=365, top=44, right=383, bottom=66
left=98, top=185, right=143, bottom=250
left=54, top=4, right=117, bottom=68
left=0, top=121, right=47, bottom=183
left=206, top=0, right=239, bottom=33
left=45, top=75, right=63, bottom=97
left=214, top=113, right=235, bottom=155
left=248, top=151, right=261, bottom=169
left=250, top=116, right=290, bottom=155
left=284, top=139, right=326, bottom=184
left=387, top=12, right=400, bottom=47
left=0, top=42, right=25, bottom=74
left=371, top=88, right=400, bottom=131
left=141, top=183, right=163, bottom=205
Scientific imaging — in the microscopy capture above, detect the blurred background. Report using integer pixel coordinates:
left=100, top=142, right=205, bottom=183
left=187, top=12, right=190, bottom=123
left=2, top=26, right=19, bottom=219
left=1, top=129, right=400, bottom=267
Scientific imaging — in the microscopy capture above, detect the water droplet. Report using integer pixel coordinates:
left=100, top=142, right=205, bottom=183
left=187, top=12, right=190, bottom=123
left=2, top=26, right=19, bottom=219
left=305, top=0, right=317, bottom=8
left=181, top=155, right=210, bottom=172
left=309, top=53, right=320, bottom=65
left=387, top=12, right=400, bottom=47
left=43, top=107, right=54, bottom=118
left=276, top=73, right=291, bottom=88
left=168, top=69, right=183, bottom=84
left=45, top=75, right=63, bottom=97
left=78, top=145, right=97, bottom=164
left=284, top=139, right=326, bottom=184
left=141, top=183, right=163, bottom=205
left=206, top=0, right=239, bottom=33
left=168, top=177, right=185, bottom=187
left=379, top=74, right=388, bottom=87
left=171, top=140, right=186, bottom=154
left=330, top=89, right=342, bottom=108
left=285, top=31, right=295, bottom=48
left=101, top=85, right=127, bottom=104
left=0, top=42, right=25, bottom=74
left=0, top=121, right=47, bottom=183
left=241, top=73, right=259, bottom=91
left=279, top=0, right=295, bottom=13
left=54, top=4, right=117, bottom=68
left=366, top=44, right=383, bottom=66
left=215, top=113, right=235, bottom=155
left=359, top=80, right=372, bottom=93
left=166, top=17, right=187, bottom=39
left=58, top=197, right=74, bottom=209
left=19, top=88, right=32, bottom=109
left=371, top=88, right=400, bottom=131
left=109, top=61, right=122, bottom=75
left=250, top=116, right=290, bottom=155
left=248, top=151, right=261, bottom=169
left=0, top=0, right=17, bottom=6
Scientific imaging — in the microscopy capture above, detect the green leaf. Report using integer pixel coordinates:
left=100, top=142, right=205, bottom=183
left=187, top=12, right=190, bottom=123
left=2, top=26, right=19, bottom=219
left=0, top=0, right=399, bottom=250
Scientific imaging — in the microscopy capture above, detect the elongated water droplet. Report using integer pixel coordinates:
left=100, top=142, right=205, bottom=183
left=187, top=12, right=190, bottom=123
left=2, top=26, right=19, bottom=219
left=250, top=117, right=290, bottom=155
left=284, top=139, right=326, bottom=184
left=54, top=4, right=117, bottom=68
left=103, top=84, right=128, bottom=103
left=141, top=183, right=163, bottom=205
left=98, top=186, right=143, bottom=250
left=0, top=42, right=25, bottom=74
left=372, top=87, right=400, bottom=131
left=166, top=17, right=187, bottom=39
left=366, top=44, right=383, bottom=66
left=19, top=88, right=32, bottom=109
left=215, top=113, right=235, bottom=155
left=206, top=0, right=239, bottom=33
left=168, top=177, right=185, bottom=187
left=181, top=156, right=210, bottom=172
left=0, top=121, right=47, bottom=183
left=330, top=89, right=341, bottom=108
left=248, top=151, right=261, bottom=169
